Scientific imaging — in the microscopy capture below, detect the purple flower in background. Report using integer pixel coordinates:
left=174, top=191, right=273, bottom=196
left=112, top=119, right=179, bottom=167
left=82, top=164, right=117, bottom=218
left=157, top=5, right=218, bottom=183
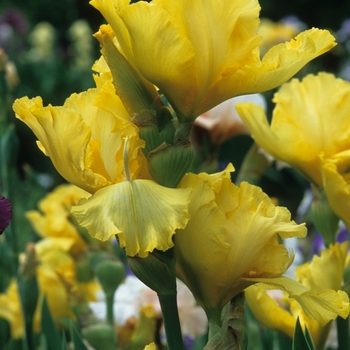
left=0, top=196, right=12, bottom=234
left=0, top=8, right=28, bottom=34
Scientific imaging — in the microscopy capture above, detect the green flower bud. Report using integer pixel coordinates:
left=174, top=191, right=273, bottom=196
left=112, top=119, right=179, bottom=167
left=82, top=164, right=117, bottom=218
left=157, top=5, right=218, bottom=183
left=76, top=258, right=94, bottom=283
left=95, top=259, right=125, bottom=297
left=82, top=323, right=117, bottom=350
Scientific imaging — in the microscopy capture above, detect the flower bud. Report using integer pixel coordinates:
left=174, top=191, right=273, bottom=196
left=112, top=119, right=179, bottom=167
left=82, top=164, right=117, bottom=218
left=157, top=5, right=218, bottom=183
left=82, top=323, right=117, bottom=350
left=95, top=259, right=125, bottom=298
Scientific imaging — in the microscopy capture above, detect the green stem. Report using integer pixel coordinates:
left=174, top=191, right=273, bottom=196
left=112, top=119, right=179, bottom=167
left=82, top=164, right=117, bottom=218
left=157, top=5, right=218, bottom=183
left=207, top=319, right=222, bottom=341
left=106, top=294, right=114, bottom=326
left=336, top=316, right=349, bottom=350
left=158, top=293, right=184, bottom=350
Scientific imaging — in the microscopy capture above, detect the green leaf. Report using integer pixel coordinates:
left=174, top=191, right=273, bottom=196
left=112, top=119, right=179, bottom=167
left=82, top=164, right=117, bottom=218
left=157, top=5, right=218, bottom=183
left=40, top=296, right=62, bottom=350
left=70, top=321, right=89, bottom=350
left=336, top=316, right=349, bottom=350
left=292, top=318, right=315, bottom=350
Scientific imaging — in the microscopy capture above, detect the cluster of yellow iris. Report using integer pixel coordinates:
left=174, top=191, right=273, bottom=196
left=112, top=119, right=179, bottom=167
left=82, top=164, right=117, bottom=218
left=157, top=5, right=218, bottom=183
left=11, top=0, right=350, bottom=348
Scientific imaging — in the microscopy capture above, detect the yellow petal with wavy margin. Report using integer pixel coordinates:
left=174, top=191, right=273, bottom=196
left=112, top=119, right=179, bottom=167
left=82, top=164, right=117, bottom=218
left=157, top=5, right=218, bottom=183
left=72, top=180, right=191, bottom=257
left=295, top=242, right=348, bottom=291
left=92, top=0, right=195, bottom=118
left=13, top=96, right=106, bottom=193
left=176, top=172, right=306, bottom=314
left=245, top=276, right=350, bottom=325
left=175, top=172, right=229, bottom=311
left=237, top=73, right=350, bottom=186
left=205, top=29, right=336, bottom=117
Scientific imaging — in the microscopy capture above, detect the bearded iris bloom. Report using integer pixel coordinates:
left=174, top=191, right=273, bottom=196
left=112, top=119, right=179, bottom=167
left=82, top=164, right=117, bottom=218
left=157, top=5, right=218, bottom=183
left=25, top=184, right=91, bottom=256
left=13, top=73, right=191, bottom=257
left=91, top=0, right=336, bottom=121
left=236, top=73, right=350, bottom=187
left=245, top=242, right=350, bottom=349
left=174, top=165, right=349, bottom=327
left=236, top=73, right=350, bottom=231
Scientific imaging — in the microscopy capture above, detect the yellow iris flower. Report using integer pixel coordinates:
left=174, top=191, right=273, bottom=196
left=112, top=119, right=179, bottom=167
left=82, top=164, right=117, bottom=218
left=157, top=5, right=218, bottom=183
left=236, top=72, right=350, bottom=187
left=173, top=165, right=345, bottom=325
left=91, top=0, right=336, bottom=121
left=245, top=242, right=350, bottom=349
left=25, top=184, right=90, bottom=256
left=236, top=72, right=350, bottom=228
left=13, top=74, right=191, bottom=257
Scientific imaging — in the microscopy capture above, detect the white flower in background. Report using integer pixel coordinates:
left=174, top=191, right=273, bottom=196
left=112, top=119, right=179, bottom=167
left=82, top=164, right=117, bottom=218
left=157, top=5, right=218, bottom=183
left=194, top=94, right=266, bottom=145
left=89, top=275, right=208, bottom=339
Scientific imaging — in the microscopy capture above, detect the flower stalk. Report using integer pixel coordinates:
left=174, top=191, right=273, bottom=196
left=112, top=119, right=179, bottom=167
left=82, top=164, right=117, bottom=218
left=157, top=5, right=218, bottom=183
left=128, top=249, right=185, bottom=349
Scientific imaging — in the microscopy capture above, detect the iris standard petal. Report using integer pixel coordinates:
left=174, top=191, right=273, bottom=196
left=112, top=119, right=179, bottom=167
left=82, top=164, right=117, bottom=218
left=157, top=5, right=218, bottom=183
left=92, top=0, right=196, bottom=118
left=175, top=170, right=306, bottom=315
left=197, top=29, right=336, bottom=116
left=72, top=180, right=191, bottom=257
left=92, top=0, right=335, bottom=120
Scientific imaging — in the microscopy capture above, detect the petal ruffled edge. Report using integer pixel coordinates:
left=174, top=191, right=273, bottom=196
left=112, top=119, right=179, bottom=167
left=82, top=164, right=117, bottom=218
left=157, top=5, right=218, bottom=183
left=244, top=276, right=350, bottom=326
left=72, top=180, right=191, bottom=257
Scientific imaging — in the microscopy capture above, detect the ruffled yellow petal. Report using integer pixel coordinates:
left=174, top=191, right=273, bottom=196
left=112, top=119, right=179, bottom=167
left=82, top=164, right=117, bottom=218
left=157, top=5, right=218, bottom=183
left=175, top=172, right=230, bottom=311
left=237, top=72, right=350, bottom=186
left=221, top=182, right=306, bottom=301
left=320, top=151, right=350, bottom=228
left=13, top=96, right=104, bottom=193
left=91, top=0, right=195, bottom=118
left=92, top=0, right=335, bottom=120
left=245, top=276, right=350, bottom=325
left=199, top=29, right=336, bottom=116
left=13, top=85, right=146, bottom=193
left=245, top=285, right=295, bottom=338
left=72, top=180, right=191, bottom=257
left=175, top=169, right=306, bottom=315
left=295, top=242, right=348, bottom=291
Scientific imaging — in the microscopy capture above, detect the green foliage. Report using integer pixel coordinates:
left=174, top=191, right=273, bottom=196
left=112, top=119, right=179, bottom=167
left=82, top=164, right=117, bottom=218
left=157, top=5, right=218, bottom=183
left=292, top=318, right=315, bottom=350
left=41, top=297, right=63, bottom=350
